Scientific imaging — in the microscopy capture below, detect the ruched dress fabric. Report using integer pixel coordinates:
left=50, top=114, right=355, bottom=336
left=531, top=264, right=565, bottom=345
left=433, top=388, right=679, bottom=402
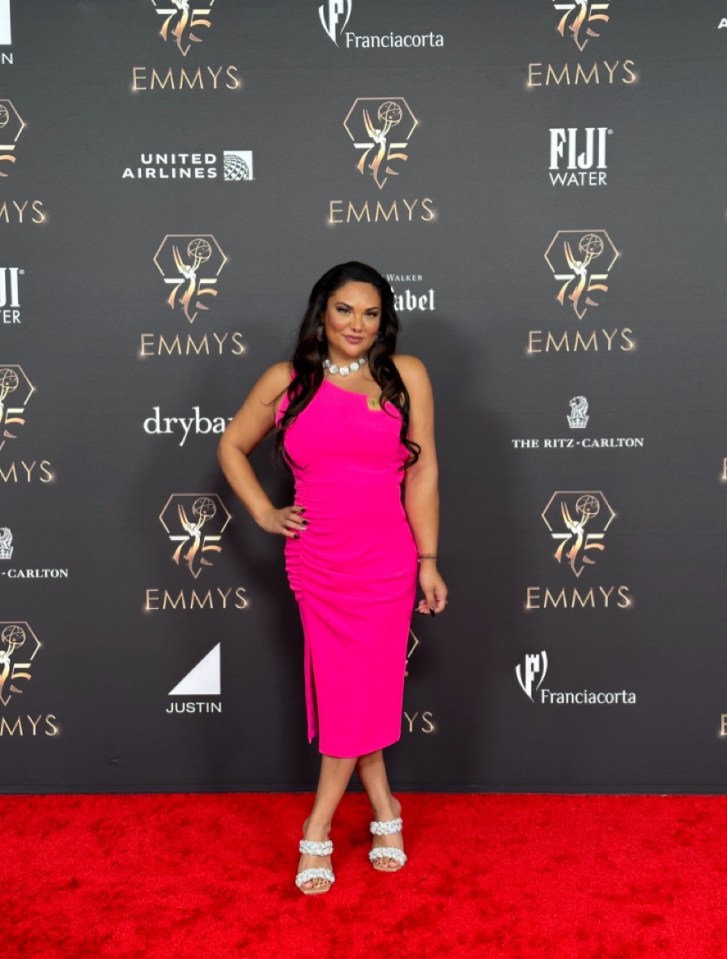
left=275, top=379, right=418, bottom=758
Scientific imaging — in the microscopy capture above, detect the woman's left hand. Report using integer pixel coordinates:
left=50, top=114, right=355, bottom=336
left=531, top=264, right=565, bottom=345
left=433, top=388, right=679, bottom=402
left=416, top=562, right=448, bottom=616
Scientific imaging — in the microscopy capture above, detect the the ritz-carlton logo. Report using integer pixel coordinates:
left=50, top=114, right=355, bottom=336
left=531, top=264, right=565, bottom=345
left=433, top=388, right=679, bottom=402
left=159, top=494, right=232, bottom=579
left=0, top=98, right=24, bottom=176
left=542, top=491, right=616, bottom=577
left=553, top=1, right=610, bottom=52
left=153, top=234, right=228, bottom=324
left=344, top=98, right=418, bottom=190
left=148, top=0, right=216, bottom=57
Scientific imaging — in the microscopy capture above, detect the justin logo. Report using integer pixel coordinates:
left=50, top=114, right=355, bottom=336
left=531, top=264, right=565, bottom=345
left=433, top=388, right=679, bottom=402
left=0, top=365, right=33, bottom=451
left=553, top=2, right=610, bottom=52
left=0, top=99, right=24, bottom=176
left=153, top=234, right=228, bottom=324
left=542, top=491, right=616, bottom=577
left=149, top=0, right=215, bottom=57
left=545, top=230, right=619, bottom=319
left=159, top=494, right=232, bottom=579
left=0, top=621, right=39, bottom=707
left=319, top=0, right=352, bottom=45
left=344, top=98, right=418, bottom=190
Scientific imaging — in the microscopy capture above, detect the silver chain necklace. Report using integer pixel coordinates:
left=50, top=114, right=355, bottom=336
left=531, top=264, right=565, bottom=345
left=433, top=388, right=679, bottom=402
left=323, top=356, right=367, bottom=377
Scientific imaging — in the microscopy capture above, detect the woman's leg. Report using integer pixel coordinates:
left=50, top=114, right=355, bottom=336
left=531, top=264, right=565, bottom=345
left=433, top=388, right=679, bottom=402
left=356, top=749, right=404, bottom=869
left=298, top=754, right=357, bottom=891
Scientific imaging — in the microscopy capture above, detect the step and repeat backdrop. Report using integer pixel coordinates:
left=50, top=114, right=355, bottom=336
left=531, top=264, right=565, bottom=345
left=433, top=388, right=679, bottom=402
left=2, top=0, right=727, bottom=793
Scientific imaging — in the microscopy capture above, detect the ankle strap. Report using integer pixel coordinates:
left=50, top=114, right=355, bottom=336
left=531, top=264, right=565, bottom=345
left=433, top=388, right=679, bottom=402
left=299, top=839, right=333, bottom=856
left=369, top=817, right=403, bottom=836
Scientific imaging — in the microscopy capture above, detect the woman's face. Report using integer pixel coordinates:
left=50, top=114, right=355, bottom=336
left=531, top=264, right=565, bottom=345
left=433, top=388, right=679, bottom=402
left=322, top=281, right=381, bottom=364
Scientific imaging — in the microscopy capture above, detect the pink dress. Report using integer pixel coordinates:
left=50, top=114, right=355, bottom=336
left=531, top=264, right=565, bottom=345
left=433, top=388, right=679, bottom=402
left=275, top=377, right=418, bottom=757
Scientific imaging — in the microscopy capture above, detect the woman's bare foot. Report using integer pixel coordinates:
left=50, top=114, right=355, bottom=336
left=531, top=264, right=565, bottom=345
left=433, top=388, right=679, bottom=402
left=297, top=816, right=333, bottom=893
left=370, top=795, right=405, bottom=870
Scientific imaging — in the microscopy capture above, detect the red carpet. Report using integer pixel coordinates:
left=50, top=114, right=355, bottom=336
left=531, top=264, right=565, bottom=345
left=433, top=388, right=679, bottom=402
left=4, top=792, right=727, bottom=958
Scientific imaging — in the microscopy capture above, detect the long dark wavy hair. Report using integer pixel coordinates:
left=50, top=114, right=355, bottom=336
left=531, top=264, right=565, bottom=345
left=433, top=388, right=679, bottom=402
left=275, top=261, right=421, bottom=469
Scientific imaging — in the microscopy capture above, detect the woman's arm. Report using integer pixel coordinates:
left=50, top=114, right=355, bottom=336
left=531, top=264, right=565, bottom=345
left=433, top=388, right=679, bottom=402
left=395, top=355, right=448, bottom=615
left=217, top=362, right=306, bottom=539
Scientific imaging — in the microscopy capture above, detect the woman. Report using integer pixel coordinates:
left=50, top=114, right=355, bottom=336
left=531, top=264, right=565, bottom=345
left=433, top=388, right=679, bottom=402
left=217, top=262, right=447, bottom=894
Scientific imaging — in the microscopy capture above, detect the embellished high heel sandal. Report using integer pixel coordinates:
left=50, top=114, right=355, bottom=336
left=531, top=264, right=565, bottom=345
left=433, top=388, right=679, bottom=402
left=295, top=839, right=335, bottom=895
left=368, top=817, right=407, bottom=872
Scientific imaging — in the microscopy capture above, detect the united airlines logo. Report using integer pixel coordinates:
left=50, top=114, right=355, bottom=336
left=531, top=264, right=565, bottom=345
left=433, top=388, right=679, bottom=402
left=553, top=2, right=610, bottom=52
left=159, top=494, right=232, bottom=579
left=319, top=0, right=352, bottom=45
left=545, top=230, right=619, bottom=319
left=542, top=491, right=616, bottom=577
left=148, top=0, right=216, bottom=57
left=343, top=97, right=418, bottom=190
left=516, top=651, right=548, bottom=702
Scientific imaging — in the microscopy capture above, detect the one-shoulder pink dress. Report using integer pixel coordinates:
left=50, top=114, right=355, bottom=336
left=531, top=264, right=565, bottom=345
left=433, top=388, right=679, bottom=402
left=275, top=378, right=418, bottom=757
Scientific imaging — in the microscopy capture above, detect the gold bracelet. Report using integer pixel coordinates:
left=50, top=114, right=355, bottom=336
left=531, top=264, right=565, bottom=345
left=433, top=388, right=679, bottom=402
left=417, top=554, right=438, bottom=563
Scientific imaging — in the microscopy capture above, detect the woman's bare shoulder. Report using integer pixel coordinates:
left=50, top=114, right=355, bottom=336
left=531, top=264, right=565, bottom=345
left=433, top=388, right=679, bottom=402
left=256, top=360, right=292, bottom=393
left=391, top=354, right=429, bottom=384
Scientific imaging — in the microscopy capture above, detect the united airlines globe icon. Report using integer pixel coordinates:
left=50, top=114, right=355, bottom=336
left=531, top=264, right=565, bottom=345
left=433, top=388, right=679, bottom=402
left=224, top=153, right=250, bottom=181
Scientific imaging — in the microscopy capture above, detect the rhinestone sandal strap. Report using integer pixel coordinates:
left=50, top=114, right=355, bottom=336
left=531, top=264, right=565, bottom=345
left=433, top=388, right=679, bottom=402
left=369, top=847, right=408, bottom=866
left=295, top=867, right=335, bottom=888
left=369, top=817, right=403, bottom=836
left=299, top=838, right=333, bottom=856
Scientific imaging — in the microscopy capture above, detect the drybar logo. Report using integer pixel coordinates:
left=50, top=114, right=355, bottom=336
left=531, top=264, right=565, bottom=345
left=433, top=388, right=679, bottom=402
left=0, top=98, right=24, bottom=176
left=329, top=98, right=435, bottom=226
left=122, top=150, right=253, bottom=181
left=526, top=490, right=633, bottom=610
left=516, top=651, right=637, bottom=705
left=549, top=127, right=612, bottom=186
left=166, top=643, right=222, bottom=714
left=145, top=494, right=248, bottom=613
left=318, top=0, right=444, bottom=50
left=511, top=396, right=645, bottom=451
left=140, top=234, right=244, bottom=358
